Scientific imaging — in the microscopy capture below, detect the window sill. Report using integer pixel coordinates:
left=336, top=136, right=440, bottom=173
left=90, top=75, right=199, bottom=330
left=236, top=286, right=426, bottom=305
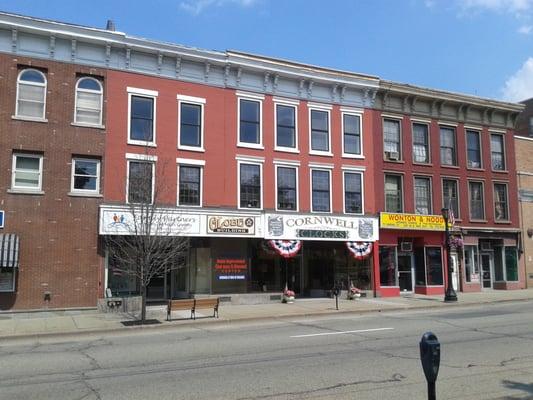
left=176, top=203, right=202, bottom=208
left=178, top=146, right=205, bottom=152
left=467, top=167, right=485, bottom=171
left=11, top=115, right=48, bottom=123
left=310, top=210, right=332, bottom=214
left=237, top=206, right=263, bottom=211
left=68, top=192, right=103, bottom=198
left=309, top=151, right=333, bottom=157
left=494, top=220, right=512, bottom=224
left=492, top=169, right=509, bottom=174
left=7, top=189, right=44, bottom=195
left=71, top=122, right=106, bottom=130
left=470, top=219, right=488, bottom=223
left=342, top=154, right=365, bottom=159
left=383, top=159, right=405, bottom=164
left=128, top=140, right=157, bottom=147
left=275, top=208, right=299, bottom=213
left=237, top=143, right=264, bottom=150
left=441, top=165, right=460, bottom=169
left=274, top=147, right=300, bottom=154
left=412, top=162, right=432, bottom=166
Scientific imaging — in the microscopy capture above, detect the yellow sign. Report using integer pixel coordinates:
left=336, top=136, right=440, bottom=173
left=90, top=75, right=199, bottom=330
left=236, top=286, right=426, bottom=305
left=380, top=213, right=447, bottom=231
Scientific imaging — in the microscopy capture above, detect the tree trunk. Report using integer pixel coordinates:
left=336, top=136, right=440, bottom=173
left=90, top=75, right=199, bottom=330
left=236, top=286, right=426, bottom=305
left=141, top=283, right=147, bottom=323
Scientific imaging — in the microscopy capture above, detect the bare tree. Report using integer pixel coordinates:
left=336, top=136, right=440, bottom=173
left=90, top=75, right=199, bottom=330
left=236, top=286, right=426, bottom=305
left=105, top=160, right=190, bottom=323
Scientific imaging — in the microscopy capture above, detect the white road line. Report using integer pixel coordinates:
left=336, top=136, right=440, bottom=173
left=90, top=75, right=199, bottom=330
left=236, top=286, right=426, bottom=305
left=290, top=327, right=394, bottom=338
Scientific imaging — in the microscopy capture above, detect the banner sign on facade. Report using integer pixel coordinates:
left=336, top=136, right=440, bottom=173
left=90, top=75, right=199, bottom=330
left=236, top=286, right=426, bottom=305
left=207, top=215, right=256, bottom=235
left=380, top=212, right=447, bottom=231
left=265, top=213, right=379, bottom=242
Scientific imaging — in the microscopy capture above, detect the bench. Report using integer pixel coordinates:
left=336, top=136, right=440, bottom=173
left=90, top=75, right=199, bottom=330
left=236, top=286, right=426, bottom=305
left=167, top=298, right=219, bottom=321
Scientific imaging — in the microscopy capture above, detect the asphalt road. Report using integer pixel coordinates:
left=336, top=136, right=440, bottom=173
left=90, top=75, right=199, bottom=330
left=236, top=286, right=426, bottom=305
left=2, top=301, right=533, bottom=400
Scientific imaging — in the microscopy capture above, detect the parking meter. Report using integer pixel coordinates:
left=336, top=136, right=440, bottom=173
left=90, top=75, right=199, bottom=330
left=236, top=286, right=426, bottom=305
left=333, top=285, right=341, bottom=310
left=420, top=332, right=440, bottom=400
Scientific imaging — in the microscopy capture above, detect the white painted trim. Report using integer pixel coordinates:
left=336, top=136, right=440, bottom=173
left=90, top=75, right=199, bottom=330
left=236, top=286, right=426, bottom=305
left=176, top=94, right=206, bottom=104
left=517, top=171, right=533, bottom=176
left=235, top=155, right=265, bottom=163
left=15, top=68, right=47, bottom=120
left=307, top=102, right=333, bottom=110
left=381, top=113, right=403, bottom=120
left=310, top=168, right=332, bottom=213
left=410, top=117, right=431, bottom=124
left=70, top=157, right=101, bottom=195
left=343, top=170, right=364, bottom=215
left=127, top=91, right=157, bottom=147
left=464, top=125, right=483, bottom=131
left=489, top=128, right=507, bottom=134
left=176, top=157, right=206, bottom=166
left=341, top=165, right=366, bottom=171
left=438, top=121, right=458, bottom=127
left=468, top=179, right=486, bottom=221
left=273, top=159, right=301, bottom=166
left=413, top=175, right=433, bottom=215
left=465, top=128, right=483, bottom=169
left=341, top=110, right=363, bottom=157
left=309, top=162, right=334, bottom=169
left=235, top=90, right=265, bottom=100
left=125, top=152, right=158, bottom=161
left=237, top=97, right=263, bottom=148
left=275, top=164, right=299, bottom=212
left=74, top=77, right=103, bottom=126
left=237, top=160, right=263, bottom=210
left=515, top=135, right=533, bottom=142
left=127, top=87, right=159, bottom=97
left=309, top=107, right=331, bottom=154
left=340, top=106, right=364, bottom=114
left=126, top=159, right=155, bottom=205
left=11, top=153, right=43, bottom=191
left=384, top=173, right=404, bottom=213
left=177, top=98, right=205, bottom=152
left=273, top=97, right=300, bottom=106
left=274, top=102, right=299, bottom=152
left=177, top=163, right=203, bottom=207
left=441, top=177, right=461, bottom=220
left=492, top=181, right=510, bottom=222
left=411, top=120, right=431, bottom=164
left=490, top=132, right=506, bottom=171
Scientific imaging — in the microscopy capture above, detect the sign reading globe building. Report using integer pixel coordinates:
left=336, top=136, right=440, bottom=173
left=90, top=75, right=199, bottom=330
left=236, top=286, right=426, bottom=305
left=265, top=214, right=379, bottom=242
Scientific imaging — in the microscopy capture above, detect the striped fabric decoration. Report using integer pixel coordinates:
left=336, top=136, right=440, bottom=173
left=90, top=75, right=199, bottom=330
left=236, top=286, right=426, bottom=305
left=346, top=241, right=373, bottom=260
left=0, top=234, right=20, bottom=268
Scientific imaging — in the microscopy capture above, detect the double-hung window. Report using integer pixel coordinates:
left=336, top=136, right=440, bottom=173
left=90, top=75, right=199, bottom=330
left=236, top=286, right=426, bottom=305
left=414, top=177, right=431, bottom=215
left=385, top=174, right=403, bottom=213
left=490, top=133, right=505, bottom=171
left=11, top=153, right=43, bottom=192
left=71, top=158, right=101, bottom=195
left=275, top=103, right=297, bottom=150
left=178, top=165, right=202, bottom=206
left=239, top=162, right=262, bottom=209
left=442, top=179, right=459, bottom=219
left=383, top=119, right=401, bottom=161
left=16, top=69, right=47, bottom=120
left=311, top=169, right=331, bottom=212
left=127, top=160, right=154, bottom=204
left=276, top=166, right=297, bottom=211
left=310, top=107, right=330, bottom=154
left=412, top=123, right=429, bottom=163
left=342, top=112, right=362, bottom=157
left=74, top=77, right=103, bottom=126
left=494, top=183, right=509, bottom=221
left=238, top=93, right=263, bottom=148
left=344, top=171, right=363, bottom=214
left=440, top=126, right=457, bottom=166
left=466, top=130, right=482, bottom=169
left=469, top=181, right=485, bottom=220
left=178, top=95, right=206, bottom=151
left=128, top=87, right=158, bottom=146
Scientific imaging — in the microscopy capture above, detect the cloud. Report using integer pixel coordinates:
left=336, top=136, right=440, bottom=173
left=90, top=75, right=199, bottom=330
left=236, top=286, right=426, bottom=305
left=180, top=0, right=258, bottom=15
left=460, top=0, right=533, bottom=13
left=518, top=24, right=533, bottom=33
left=502, top=58, right=533, bottom=101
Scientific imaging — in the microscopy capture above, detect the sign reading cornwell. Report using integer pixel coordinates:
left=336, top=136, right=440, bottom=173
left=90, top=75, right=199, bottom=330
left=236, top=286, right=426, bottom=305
left=265, top=213, right=379, bottom=242
left=207, top=215, right=256, bottom=235
left=380, top=212, right=446, bottom=231
left=99, top=206, right=200, bottom=236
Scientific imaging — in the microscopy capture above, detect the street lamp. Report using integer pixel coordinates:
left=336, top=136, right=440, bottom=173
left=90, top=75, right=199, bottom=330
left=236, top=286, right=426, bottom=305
left=441, top=208, right=457, bottom=302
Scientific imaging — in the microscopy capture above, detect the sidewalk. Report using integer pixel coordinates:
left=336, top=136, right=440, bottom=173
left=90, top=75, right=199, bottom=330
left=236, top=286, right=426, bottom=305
left=1, top=289, right=533, bottom=339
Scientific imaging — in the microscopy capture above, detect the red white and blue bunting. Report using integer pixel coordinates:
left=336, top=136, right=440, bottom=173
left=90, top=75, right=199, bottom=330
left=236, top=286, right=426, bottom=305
left=269, top=240, right=302, bottom=258
left=346, top=241, right=373, bottom=260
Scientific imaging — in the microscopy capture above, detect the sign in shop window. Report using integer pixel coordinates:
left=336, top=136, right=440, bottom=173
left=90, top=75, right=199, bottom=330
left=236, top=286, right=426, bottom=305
left=214, top=258, right=248, bottom=280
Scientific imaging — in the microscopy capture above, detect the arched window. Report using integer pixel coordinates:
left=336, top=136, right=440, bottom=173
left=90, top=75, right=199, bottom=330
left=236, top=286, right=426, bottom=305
left=75, top=77, right=103, bottom=126
left=16, top=69, right=47, bottom=119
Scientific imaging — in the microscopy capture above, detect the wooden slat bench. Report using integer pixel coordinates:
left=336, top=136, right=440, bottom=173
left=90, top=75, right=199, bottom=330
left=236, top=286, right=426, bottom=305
left=167, top=298, right=220, bottom=321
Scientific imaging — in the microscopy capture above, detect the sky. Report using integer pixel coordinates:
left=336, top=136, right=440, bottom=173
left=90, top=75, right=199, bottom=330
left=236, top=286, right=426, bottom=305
left=1, top=0, right=532, bottom=102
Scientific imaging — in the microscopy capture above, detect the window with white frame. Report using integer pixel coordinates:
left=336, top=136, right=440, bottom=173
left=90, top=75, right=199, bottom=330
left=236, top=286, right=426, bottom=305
left=16, top=69, right=47, bottom=119
left=276, top=166, right=297, bottom=211
left=490, top=133, right=505, bottom=170
left=275, top=104, right=296, bottom=150
left=464, top=245, right=480, bottom=283
left=466, top=130, right=482, bottom=168
left=11, top=153, right=43, bottom=191
left=494, top=183, right=509, bottom=221
left=383, top=119, right=401, bottom=161
left=310, top=109, right=330, bottom=153
left=343, top=113, right=362, bottom=156
left=311, top=169, right=331, bottom=212
left=414, top=177, right=432, bottom=215
left=239, top=98, right=261, bottom=146
left=178, top=165, right=202, bottom=206
left=385, top=174, right=403, bottom=213
left=344, top=171, right=363, bottom=214
left=440, top=126, right=457, bottom=166
left=412, top=123, right=429, bottom=163
left=469, top=181, right=484, bottom=220
left=178, top=95, right=205, bottom=150
left=239, top=163, right=261, bottom=208
left=128, top=88, right=157, bottom=145
left=74, top=77, right=103, bottom=125
left=71, top=158, right=100, bottom=194
left=128, top=161, right=154, bottom=204
left=442, top=179, right=459, bottom=219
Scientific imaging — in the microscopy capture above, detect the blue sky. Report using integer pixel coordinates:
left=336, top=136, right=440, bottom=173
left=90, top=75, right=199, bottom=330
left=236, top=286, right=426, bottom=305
left=1, top=0, right=532, bottom=101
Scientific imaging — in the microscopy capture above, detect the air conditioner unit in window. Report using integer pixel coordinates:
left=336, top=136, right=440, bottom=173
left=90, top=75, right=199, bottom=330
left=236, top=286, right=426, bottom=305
left=480, top=242, right=492, bottom=251
left=386, top=151, right=399, bottom=161
left=400, top=241, right=413, bottom=252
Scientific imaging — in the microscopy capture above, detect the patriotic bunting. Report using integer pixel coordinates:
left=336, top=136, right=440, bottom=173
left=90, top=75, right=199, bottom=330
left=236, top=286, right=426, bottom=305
left=269, top=240, right=302, bottom=258
left=346, top=241, right=373, bottom=260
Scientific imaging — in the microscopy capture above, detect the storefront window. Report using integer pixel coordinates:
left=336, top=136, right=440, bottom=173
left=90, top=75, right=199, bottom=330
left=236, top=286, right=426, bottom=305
left=0, top=268, right=15, bottom=292
left=211, top=238, right=247, bottom=294
left=494, top=246, right=504, bottom=281
left=190, top=246, right=211, bottom=293
left=250, top=240, right=281, bottom=292
left=464, top=245, right=480, bottom=283
left=425, top=247, right=443, bottom=285
left=505, top=246, right=518, bottom=281
left=379, top=246, right=398, bottom=287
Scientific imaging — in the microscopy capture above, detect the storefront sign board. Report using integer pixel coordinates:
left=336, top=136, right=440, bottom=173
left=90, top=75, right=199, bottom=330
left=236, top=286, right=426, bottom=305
left=214, top=258, right=248, bottom=280
left=207, top=215, right=256, bottom=235
left=380, top=212, right=447, bottom=231
left=265, top=213, right=379, bottom=241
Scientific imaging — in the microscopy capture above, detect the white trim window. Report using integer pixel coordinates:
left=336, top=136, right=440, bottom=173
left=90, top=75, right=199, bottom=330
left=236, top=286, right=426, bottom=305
left=16, top=69, right=47, bottom=120
left=0, top=268, right=16, bottom=292
left=343, top=171, right=363, bottom=214
left=442, top=178, right=460, bottom=219
left=412, top=123, right=429, bottom=164
left=385, top=174, right=403, bottom=213
left=276, top=165, right=298, bottom=211
left=11, top=153, right=43, bottom=192
left=490, top=133, right=506, bottom=171
left=311, top=169, right=331, bottom=212
left=275, top=102, right=298, bottom=151
left=440, top=126, right=457, bottom=166
left=238, top=161, right=262, bottom=209
left=342, top=112, right=363, bottom=157
left=469, top=180, right=485, bottom=220
left=493, top=182, right=509, bottom=221
left=178, top=164, right=203, bottom=206
left=237, top=93, right=263, bottom=148
left=414, top=176, right=432, bottom=215
left=74, top=77, right=103, bottom=126
left=127, top=160, right=154, bottom=204
left=309, top=108, right=331, bottom=155
left=178, top=95, right=205, bottom=152
left=466, top=130, right=482, bottom=169
left=383, top=118, right=401, bottom=161
left=127, top=87, right=158, bottom=146
left=71, top=158, right=101, bottom=195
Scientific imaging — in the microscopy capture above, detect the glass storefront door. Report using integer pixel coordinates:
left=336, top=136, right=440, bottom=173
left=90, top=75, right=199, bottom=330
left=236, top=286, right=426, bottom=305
left=398, top=254, right=413, bottom=292
left=481, top=253, right=493, bottom=289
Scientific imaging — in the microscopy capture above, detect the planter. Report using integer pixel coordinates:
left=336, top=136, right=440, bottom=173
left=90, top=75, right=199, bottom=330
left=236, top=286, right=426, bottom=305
left=347, top=292, right=361, bottom=300
left=282, top=295, right=295, bottom=304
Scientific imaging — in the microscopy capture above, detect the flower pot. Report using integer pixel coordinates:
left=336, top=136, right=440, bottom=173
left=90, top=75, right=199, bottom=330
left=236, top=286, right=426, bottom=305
left=282, top=295, right=295, bottom=304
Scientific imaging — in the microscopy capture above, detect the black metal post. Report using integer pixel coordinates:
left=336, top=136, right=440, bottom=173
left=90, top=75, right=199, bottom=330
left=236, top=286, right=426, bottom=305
left=442, top=208, right=457, bottom=302
left=335, top=293, right=339, bottom=310
left=428, top=382, right=436, bottom=400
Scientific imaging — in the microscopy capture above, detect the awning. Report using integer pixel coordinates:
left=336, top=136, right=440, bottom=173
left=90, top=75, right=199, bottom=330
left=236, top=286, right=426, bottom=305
left=0, top=234, right=19, bottom=268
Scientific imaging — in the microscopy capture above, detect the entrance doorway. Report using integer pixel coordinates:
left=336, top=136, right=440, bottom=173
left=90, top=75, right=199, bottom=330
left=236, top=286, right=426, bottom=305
left=398, top=254, right=414, bottom=292
left=481, top=253, right=493, bottom=289
left=280, top=256, right=302, bottom=294
left=451, top=253, right=459, bottom=291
